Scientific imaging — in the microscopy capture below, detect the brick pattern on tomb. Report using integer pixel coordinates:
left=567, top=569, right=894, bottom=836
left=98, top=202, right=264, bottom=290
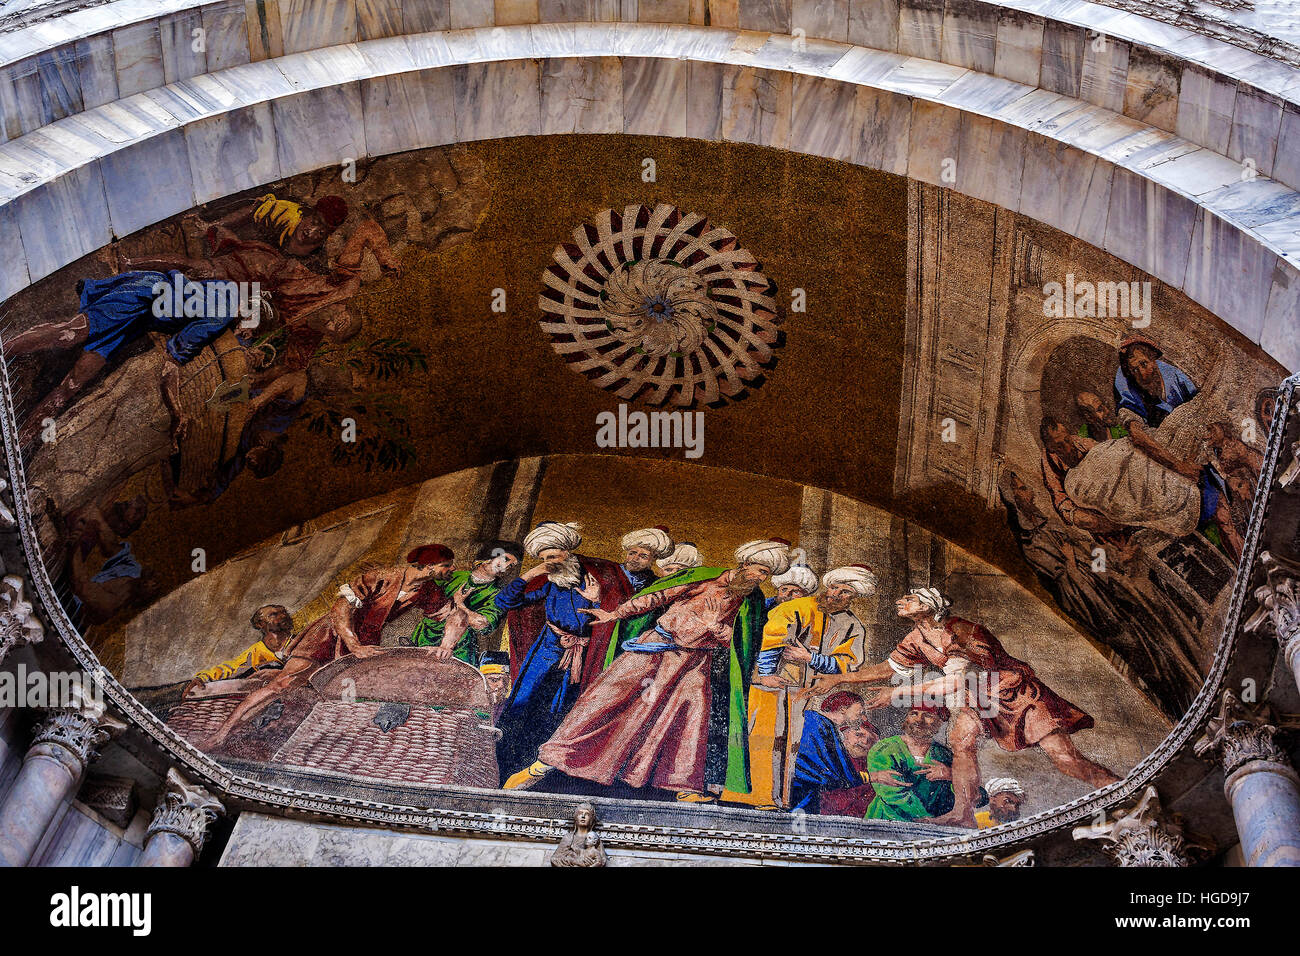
left=166, top=697, right=240, bottom=743
left=271, top=701, right=500, bottom=789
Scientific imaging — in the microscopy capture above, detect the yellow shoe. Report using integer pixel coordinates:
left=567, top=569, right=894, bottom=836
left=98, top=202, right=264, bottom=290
left=503, top=761, right=553, bottom=790
left=675, top=791, right=718, bottom=804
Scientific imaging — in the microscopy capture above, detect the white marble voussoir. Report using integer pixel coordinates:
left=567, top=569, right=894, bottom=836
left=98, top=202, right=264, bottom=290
left=0, top=21, right=1295, bottom=369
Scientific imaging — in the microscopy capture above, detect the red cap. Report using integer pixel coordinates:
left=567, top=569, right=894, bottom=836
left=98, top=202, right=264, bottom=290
left=406, top=544, right=454, bottom=566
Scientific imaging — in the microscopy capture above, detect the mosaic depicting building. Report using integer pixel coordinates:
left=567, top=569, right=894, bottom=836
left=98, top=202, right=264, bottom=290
left=0, top=0, right=1299, bottom=869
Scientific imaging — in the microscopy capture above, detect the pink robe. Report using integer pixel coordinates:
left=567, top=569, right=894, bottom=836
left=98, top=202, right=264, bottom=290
left=539, top=571, right=749, bottom=792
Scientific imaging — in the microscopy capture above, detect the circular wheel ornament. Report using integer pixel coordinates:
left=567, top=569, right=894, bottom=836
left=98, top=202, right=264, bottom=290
left=539, top=204, right=781, bottom=406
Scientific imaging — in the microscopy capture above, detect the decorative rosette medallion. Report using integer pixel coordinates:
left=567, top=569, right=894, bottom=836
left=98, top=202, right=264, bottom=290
left=539, top=204, right=781, bottom=405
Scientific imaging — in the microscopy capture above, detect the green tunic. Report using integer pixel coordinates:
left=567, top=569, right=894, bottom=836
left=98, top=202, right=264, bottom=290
left=864, top=736, right=955, bottom=822
left=409, top=570, right=505, bottom=664
left=603, top=566, right=766, bottom=795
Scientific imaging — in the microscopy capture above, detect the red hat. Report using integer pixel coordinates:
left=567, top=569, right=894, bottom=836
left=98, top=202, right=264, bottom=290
left=406, top=544, right=454, bottom=566
left=315, top=195, right=348, bottom=229
left=654, top=525, right=670, bottom=534
left=909, top=703, right=951, bottom=721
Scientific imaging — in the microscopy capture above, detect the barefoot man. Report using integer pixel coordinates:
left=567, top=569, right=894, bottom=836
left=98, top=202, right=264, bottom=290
left=200, top=544, right=455, bottom=751
left=811, top=588, right=1119, bottom=826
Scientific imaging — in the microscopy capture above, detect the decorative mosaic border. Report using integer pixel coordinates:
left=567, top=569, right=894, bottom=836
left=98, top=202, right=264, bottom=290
left=0, top=297, right=1294, bottom=862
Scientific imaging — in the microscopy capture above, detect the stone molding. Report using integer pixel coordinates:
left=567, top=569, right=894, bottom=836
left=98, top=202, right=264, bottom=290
left=0, top=572, right=42, bottom=663
left=0, top=24, right=1297, bottom=372
left=1071, top=785, right=1208, bottom=866
left=145, top=767, right=225, bottom=853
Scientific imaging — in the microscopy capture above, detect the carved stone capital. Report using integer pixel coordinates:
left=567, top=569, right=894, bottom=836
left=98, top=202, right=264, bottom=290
left=145, top=768, right=225, bottom=854
left=1194, top=690, right=1292, bottom=780
left=0, top=574, right=43, bottom=663
left=30, top=692, right=126, bottom=777
left=981, top=848, right=1036, bottom=866
left=1071, top=787, right=1208, bottom=867
left=1244, top=552, right=1300, bottom=669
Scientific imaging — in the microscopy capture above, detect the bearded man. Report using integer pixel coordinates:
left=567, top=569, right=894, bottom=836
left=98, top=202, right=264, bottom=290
left=503, top=539, right=794, bottom=802
left=864, top=706, right=956, bottom=823
left=620, top=526, right=674, bottom=591
left=817, top=588, right=1118, bottom=827
left=493, top=522, right=633, bottom=778
left=976, top=777, right=1027, bottom=828
left=200, top=544, right=456, bottom=751
left=764, top=551, right=818, bottom=612
left=730, top=564, right=876, bottom=809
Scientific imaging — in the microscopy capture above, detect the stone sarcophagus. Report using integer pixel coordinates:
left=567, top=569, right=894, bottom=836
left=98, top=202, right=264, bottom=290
left=164, top=649, right=500, bottom=793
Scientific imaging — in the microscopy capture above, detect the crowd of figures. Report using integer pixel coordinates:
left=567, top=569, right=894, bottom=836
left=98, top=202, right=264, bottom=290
left=185, top=522, right=1124, bottom=828
left=1000, top=336, right=1273, bottom=717
left=15, top=183, right=436, bottom=629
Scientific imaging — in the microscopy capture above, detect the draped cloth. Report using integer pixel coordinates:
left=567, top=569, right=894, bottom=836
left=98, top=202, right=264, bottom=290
left=788, top=710, right=875, bottom=816
left=539, top=567, right=765, bottom=795
left=503, top=555, right=631, bottom=686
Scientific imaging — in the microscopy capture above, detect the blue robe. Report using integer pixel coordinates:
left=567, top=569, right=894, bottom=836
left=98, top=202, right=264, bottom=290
left=78, top=270, right=246, bottom=363
left=494, top=576, right=598, bottom=777
left=1113, top=359, right=1223, bottom=530
left=621, top=564, right=656, bottom=593
left=789, top=711, right=868, bottom=815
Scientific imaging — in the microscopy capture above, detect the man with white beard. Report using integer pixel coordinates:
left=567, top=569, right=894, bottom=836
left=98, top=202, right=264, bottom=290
left=619, top=525, right=674, bottom=592
left=493, top=522, right=634, bottom=779
left=504, top=539, right=794, bottom=802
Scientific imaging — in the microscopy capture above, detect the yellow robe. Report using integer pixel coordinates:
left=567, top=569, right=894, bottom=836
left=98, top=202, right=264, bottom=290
left=723, top=596, right=861, bottom=808
left=194, top=640, right=280, bottom=682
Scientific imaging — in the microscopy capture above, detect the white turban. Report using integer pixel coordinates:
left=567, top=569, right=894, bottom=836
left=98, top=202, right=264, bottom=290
left=735, top=538, right=795, bottom=576
left=772, top=549, right=818, bottom=593
left=986, top=777, right=1025, bottom=797
left=524, top=521, right=582, bottom=555
left=911, top=586, right=951, bottom=620
left=621, top=526, right=674, bottom=559
left=822, top=564, right=877, bottom=597
left=662, top=542, right=704, bottom=569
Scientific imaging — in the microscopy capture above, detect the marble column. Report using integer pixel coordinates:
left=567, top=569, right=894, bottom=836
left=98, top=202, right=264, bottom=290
left=0, top=698, right=124, bottom=866
left=1071, top=786, right=1206, bottom=866
left=0, top=575, right=44, bottom=665
left=1195, top=690, right=1300, bottom=867
left=138, top=768, right=224, bottom=867
left=1245, top=552, right=1300, bottom=694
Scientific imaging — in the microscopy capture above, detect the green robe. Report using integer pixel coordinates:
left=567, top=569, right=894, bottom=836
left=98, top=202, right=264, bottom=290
left=864, top=736, right=955, bottom=822
left=409, top=570, right=505, bottom=664
left=603, top=566, right=767, bottom=795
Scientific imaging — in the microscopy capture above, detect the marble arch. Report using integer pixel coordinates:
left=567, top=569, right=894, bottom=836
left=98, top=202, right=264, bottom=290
left=1, top=3, right=1299, bottom=868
